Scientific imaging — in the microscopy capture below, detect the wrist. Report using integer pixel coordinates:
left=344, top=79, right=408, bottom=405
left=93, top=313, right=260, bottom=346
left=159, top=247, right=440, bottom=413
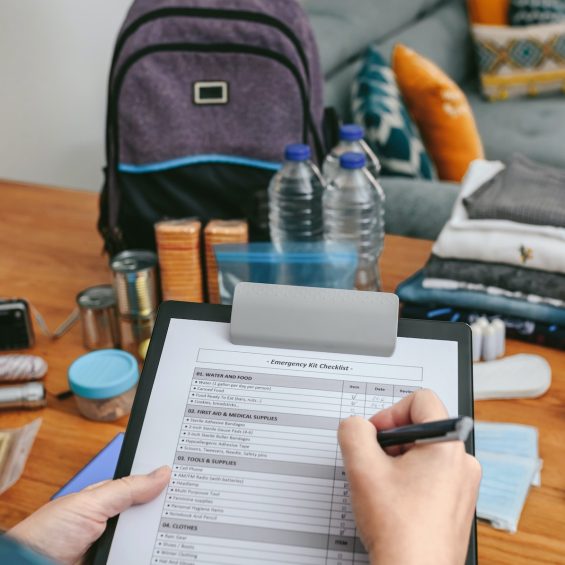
left=368, top=535, right=463, bottom=565
left=6, top=527, right=34, bottom=555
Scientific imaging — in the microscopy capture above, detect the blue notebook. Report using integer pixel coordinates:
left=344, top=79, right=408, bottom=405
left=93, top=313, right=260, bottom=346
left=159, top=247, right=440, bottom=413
left=52, top=433, right=124, bottom=499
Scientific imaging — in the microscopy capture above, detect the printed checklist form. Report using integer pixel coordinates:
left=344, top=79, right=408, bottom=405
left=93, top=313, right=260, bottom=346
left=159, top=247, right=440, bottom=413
left=107, top=318, right=459, bottom=565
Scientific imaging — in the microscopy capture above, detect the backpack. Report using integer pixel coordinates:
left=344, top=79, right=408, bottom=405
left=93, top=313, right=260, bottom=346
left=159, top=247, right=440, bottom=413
left=98, top=0, right=327, bottom=254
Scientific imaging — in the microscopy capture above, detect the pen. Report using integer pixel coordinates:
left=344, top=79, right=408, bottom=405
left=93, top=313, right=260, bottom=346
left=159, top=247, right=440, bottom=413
left=376, top=416, right=474, bottom=448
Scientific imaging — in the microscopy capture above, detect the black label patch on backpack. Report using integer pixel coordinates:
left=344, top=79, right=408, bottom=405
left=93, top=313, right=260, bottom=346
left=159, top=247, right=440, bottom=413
left=193, top=81, right=229, bottom=105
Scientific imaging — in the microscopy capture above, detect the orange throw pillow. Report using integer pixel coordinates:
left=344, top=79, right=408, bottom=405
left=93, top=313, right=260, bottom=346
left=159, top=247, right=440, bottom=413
left=392, top=44, right=484, bottom=182
left=467, top=0, right=509, bottom=25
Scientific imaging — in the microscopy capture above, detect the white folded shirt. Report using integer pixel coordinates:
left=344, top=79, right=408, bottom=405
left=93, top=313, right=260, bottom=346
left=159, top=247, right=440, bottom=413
left=432, top=160, right=565, bottom=274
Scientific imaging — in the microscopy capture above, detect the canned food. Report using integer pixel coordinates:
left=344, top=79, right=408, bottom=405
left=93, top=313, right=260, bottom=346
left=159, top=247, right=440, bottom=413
left=118, top=314, right=155, bottom=359
left=111, top=250, right=159, bottom=316
left=77, top=285, right=120, bottom=350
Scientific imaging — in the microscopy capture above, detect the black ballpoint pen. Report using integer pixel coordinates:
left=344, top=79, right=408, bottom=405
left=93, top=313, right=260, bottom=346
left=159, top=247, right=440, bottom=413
left=376, top=416, right=474, bottom=449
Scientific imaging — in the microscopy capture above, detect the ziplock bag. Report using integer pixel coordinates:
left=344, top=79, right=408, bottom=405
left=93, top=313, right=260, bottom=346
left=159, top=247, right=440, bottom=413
left=214, top=242, right=358, bottom=304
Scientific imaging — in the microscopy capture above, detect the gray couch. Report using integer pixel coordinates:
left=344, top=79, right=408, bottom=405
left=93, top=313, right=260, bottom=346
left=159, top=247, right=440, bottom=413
left=303, top=0, right=565, bottom=240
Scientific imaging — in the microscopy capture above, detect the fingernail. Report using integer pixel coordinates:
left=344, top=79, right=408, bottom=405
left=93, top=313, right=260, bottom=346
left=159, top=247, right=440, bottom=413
left=149, top=465, right=170, bottom=478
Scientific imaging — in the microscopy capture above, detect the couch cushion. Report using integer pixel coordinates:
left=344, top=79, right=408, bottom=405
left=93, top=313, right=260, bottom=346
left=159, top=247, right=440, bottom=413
left=465, top=85, right=565, bottom=168
left=376, top=0, right=474, bottom=87
left=323, top=0, right=473, bottom=120
left=380, top=177, right=459, bottom=240
left=324, top=60, right=362, bottom=120
left=302, top=0, right=451, bottom=75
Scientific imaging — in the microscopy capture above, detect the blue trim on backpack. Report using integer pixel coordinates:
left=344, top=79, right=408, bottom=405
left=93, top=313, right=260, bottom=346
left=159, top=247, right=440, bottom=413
left=118, top=154, right=282, bottom=174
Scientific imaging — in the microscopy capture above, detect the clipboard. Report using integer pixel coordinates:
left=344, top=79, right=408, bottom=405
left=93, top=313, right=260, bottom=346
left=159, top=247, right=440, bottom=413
left=94, top=284, right=476, bottom=565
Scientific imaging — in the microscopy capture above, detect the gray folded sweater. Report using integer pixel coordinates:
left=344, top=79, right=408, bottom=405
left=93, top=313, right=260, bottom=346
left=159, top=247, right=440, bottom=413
left=463, top=154, right=565, bottom=228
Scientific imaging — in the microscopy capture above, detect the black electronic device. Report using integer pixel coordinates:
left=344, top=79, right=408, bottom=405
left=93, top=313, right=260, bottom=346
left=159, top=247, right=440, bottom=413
left=0, top=299, right=35, bottom=350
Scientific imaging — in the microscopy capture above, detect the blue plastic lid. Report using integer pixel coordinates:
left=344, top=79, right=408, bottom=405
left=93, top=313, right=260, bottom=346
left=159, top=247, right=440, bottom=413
left=339, top=124, right=364, bottom=141
left=68, top=349, right=139, bottom=399
left=284, top=143, right=311, bottom=161
left=340, top=152, right=366, bottom=170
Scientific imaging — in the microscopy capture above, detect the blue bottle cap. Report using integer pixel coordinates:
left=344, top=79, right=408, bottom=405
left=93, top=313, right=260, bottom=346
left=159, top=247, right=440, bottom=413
left=68, top=349, right=139, bottom=399
left=284, top=143, right=311, bottom=161
left=339, top=124, right=364, bottom=141
left=339, top=152, right=366, bottom=170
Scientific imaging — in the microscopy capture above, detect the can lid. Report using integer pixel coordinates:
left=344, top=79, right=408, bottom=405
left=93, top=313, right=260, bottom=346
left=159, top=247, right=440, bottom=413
left=77, top=285, right=116, bottom=309
left=68, top=349, right=139, bottom=399
left=339, top=124, right=364, bottom=141
left=339, top=152, right=366, bottom=170
left=111, top=250, right=157, bottom=273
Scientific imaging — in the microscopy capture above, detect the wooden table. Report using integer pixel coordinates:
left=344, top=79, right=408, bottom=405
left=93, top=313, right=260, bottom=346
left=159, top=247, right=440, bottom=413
left=0, top=181, right=564, bottom=563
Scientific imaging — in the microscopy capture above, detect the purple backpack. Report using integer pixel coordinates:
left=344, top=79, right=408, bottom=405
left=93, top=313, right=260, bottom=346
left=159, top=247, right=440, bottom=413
left=98, top=0, right=327, bottom=253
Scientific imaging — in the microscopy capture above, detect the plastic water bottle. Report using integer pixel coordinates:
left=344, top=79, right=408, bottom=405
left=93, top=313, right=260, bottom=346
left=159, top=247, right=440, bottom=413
left=323, top=124, right=381, bottom=183
left=269, top=144, right=325, bottom=246
left=323, top=152, right=385, bottom=291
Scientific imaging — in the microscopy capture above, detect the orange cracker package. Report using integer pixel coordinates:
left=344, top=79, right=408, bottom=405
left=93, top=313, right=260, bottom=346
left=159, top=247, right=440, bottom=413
left=204, top=220, right=248, bottom=304
left=155, top=218, right=203, bottom=302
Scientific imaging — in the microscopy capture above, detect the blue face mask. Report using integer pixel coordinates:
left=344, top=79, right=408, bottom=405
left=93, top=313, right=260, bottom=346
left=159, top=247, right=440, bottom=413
left=475, top=422, right=542, bottom=533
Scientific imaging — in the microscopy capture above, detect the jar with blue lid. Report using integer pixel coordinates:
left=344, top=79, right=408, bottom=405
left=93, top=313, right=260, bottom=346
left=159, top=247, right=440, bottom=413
left=68, top=349, right=139, bottom=421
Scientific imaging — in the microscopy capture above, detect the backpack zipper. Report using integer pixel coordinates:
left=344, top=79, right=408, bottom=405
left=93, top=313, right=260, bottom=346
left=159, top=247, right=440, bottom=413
left=111, top=7, right=311, bottom=82
left=106, top=43, right=323, bottom=233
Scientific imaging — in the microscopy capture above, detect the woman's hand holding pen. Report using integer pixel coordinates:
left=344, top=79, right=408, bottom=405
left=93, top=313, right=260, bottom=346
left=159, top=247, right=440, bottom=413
left=338, top=389, right=481, bottom=565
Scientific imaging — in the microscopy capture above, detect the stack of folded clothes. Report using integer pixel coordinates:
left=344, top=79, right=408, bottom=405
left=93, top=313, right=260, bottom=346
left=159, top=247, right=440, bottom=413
left=398, top=155, right=565, bottom=349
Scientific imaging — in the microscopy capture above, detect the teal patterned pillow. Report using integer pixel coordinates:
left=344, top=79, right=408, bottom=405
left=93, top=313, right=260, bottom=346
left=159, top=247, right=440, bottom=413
left=510, top=0, right=565, bottom=26
left=352, top=46, right=436, bottom=179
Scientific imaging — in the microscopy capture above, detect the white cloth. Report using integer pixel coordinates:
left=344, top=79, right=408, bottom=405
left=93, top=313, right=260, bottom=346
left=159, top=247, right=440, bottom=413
left=422, top=277, right=565, bottom=308
left=432, top=160, right=565, bottom=274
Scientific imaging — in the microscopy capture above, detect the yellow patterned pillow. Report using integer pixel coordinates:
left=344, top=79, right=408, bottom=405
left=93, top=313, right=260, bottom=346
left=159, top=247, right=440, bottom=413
left=472, top=22, right=565, bottom=101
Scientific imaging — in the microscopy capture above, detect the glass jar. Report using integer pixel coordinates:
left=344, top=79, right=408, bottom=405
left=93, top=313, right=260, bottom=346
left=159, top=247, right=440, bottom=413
left=68, top=349, right=139, bottom=422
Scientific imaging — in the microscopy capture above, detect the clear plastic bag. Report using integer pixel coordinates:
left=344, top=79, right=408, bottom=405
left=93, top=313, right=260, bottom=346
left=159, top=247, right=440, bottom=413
left=0, top=418, right=42, bottom=495
left=215, top=242, right=358, bottom=305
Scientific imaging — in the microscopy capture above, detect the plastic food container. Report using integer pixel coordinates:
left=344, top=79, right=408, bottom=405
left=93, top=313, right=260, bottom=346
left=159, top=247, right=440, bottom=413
left=68, top=349, right=139, bottom=421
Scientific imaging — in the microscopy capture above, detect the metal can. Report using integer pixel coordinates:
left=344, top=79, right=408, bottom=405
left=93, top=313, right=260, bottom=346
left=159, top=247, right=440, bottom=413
left=118, top=314, right=155, bottom=360
left=77, top=285, right=120, bottom=350
left=110, top=250, right=159, bottom=317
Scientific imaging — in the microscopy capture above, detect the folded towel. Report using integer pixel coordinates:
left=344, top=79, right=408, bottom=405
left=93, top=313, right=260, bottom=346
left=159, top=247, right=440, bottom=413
left=396, top=271, right=565, bottom=326
left=422, top=278, right=565, bottom=308
left=464, top=154, right=565, bottom=228
left=432, top=160, right=565, bottom=274
left=423, top=255, right=565, bottom=301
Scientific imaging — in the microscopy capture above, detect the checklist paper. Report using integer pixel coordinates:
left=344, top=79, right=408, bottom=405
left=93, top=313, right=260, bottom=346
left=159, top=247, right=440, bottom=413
left=107, top=318, right=459, bottom=565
